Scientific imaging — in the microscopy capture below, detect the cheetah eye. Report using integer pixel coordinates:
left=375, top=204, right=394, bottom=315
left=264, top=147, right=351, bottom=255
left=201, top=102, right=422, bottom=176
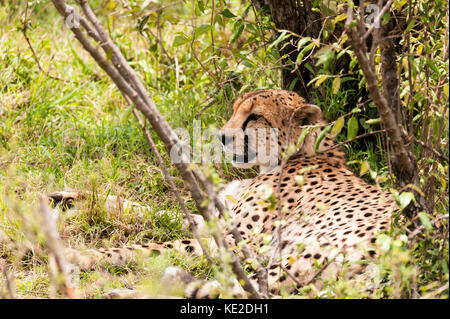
left=242, top=114, right=261, bottom=130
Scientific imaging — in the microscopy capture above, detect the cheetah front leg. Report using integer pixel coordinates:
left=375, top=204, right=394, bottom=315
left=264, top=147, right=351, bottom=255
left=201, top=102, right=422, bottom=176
left=47, top=190, right=209, bottom=236
left=47, top=190, right=215, bottom=268
left=47, top=178, right=251, bottom=238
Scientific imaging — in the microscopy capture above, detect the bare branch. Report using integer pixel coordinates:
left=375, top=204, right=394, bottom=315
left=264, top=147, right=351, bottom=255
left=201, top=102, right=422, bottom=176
left=0, top=260, right=15, bottom=298
left=20, top=2, right=67, bottom=82
left=345, top=6, right=417, bottom=186
left=319, top=129, right=387, bottom=153
left=362, top=0, right=394, bottom=40
left=408, top=214, right=449, bottom=243
left=51, top=0, right=262, bottom=299
left=39, top=197, right=77, bottom=298
left=412, top=137, right=449, bottom=164
left=129, top=104, right=215, bottom=265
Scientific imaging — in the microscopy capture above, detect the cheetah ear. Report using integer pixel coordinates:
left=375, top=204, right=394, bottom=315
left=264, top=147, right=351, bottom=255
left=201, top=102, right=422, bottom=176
left=293, top=104, right=323, bottom=126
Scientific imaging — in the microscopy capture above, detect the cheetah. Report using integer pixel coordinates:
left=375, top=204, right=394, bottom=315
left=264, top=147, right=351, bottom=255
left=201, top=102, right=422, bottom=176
left=49, top=89, right=396, bottom=298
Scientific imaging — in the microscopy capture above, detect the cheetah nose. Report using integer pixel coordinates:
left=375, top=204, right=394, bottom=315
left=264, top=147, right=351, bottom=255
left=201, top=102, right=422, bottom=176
left=218, top=133, right=233, bottom=146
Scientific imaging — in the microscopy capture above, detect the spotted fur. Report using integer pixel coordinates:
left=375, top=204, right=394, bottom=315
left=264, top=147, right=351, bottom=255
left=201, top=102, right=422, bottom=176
left=49, top=89, right=396, bottom=298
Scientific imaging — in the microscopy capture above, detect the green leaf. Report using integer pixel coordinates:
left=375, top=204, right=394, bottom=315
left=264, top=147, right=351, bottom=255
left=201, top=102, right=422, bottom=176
left=405, top=18, right=416, bottom=32
left=269, top=30, right=289, bottom=49
left=418, top=212, right=432, bottom=231
left=382, top=11, right=391, bottom=25
left=258, top=184, right=276, bottom=210
left=347, top=117, right=359, bottom=139
left=315, top=46, right=335, bottom=70
left=173, top=34, right=188, bottom=47
left=315, top=125, right=332, bottom=153
left=120, top=104, right=135, bottom=124
left=108, top=0, right=117, bottom=10
left=398, top=192, right=415, bottom=209
left=296, top=37, right=311, bottom=50
left=138, top=15, right=150, bottom=33
left=197, top=0, right=205, bottom=13
left=333, top=13, right=347, bottom=26
left=296, top=243, right=306, bottom=254
left=359, top=161, right=370, bottom=176
left=242, top=4, right=251, bottom=17
left=226, top=194, right=237, bottom=204
left=296, top=42, right=314, bottom=64
left=332, top=77, right=340, bottom=94
left=297, top=127, right=311, bottom=149
left=294, top=175, right=305, bottom=187
left=304, top=63, right=314, bottom=73
left=242, top=59, right=254, bottom=68
left=314, top=74, right=329, bottom=87
left=221, top=8, right=236, bottom=18
left=330, top=116, right=345, bottom=138
left=376, top=234, right=392, bottom=252
left=315, top=201, right=329, bottom=212
left=288, top=77, right=298, bottom=91
left=426, top=59, right=439, bottom=74
left=195, top=24, right=211, bottom=37
left=365, top=118, right=381, bottom=125
left=231, top=20, right=244, bottom=42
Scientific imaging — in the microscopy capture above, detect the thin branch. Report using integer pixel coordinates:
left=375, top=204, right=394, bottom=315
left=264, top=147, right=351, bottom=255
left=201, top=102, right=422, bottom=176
left=192, top=169, right=268, bottom=298
left=281, top=264, right=303, bottom=287
left=302, top=258, right=333, bottom=287
left=408, top=214, right=449, bottom=243
left=420, top=283, right=449, bottom=299
left=0, top=260, right=15, bottom=298
left=346, top=6, right=417, bottom=189
left=319, top=129, right=387, bottom=153
left=20, top=2, right=67, bottom=82
left=51, top=0, right=261, bottom=299
left=362, top=0, right=394, bottom=40
left=412, top=137, right=449, bottom=164
left=39, top=197, right=77, bottom=298
left=129, top=104, right=215, bottom=265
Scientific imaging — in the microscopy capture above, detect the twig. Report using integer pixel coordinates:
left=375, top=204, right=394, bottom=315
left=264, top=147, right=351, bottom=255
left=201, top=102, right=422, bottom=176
left=20, top=2, right=67, bottom=82
left=439, top=224, right=449, bottom=281
left=412, top=137, right=449, bottom=164
left=408, top=214, right=449, bottom=243
left=129, top=104, right=215, bottom=265
left=281, top=264, right=303, bottom=287
left=119, top=0, right=131, bottom=10
left=420, top=282, right=449, bottom=299
left=51, top=0, right=261, bottom=299
left=319, top=129, right=387, bottom=153
left=0, top=260, right=15, bottom=298
left=192, top=169, right=268, bottom=297
left=362, top=0, right=394, bottom=40
left=38, top=197, right=77, bottom=298
left=302, top=258, right=332, bottom=287
left=143, top=27, right=173, bottom=63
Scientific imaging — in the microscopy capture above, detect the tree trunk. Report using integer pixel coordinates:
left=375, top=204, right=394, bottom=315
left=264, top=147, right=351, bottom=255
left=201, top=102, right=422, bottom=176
left=253, top=0, right=322, bottom=100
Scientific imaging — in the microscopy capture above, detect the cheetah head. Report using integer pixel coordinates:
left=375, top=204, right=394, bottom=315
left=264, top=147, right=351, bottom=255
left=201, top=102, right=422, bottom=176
left=219, top=89, right=327, bottom=171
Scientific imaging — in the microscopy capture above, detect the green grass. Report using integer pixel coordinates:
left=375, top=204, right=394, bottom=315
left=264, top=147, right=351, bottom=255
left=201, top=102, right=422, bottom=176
left=0, top=3, right=212, bottom=298
left=0, top=0, right=264, bottom=298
